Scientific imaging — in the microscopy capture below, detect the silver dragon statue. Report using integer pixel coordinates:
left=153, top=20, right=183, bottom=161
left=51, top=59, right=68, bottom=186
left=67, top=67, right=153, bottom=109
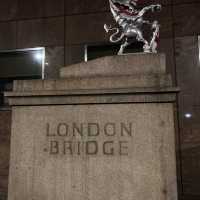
left=104, top=0, right=162, bottom=55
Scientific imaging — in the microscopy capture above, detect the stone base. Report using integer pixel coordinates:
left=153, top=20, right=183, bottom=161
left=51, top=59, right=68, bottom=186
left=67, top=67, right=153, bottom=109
left=5, top=53, right=178, bottom=200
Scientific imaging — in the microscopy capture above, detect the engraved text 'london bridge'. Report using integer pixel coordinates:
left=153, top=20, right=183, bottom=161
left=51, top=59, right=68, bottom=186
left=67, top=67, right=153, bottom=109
left=45, top=122, right=134, bottom=156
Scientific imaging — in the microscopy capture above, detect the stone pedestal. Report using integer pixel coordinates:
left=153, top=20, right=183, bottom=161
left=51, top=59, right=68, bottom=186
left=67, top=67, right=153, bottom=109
left=5, top=53, right=178, bottom=200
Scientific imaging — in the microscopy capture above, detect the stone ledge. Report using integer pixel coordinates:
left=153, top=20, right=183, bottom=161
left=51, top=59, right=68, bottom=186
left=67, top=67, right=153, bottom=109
left=5, top=53, right=178, bottom=106
left=6, top=87, right=179, bottom=97
left=5, top=87, right=179, bottom=106
left=13, top=74, right=172, bottom=92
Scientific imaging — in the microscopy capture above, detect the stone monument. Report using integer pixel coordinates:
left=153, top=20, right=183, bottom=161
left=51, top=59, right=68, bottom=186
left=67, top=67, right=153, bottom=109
left=5, top=53, right=178, bottom=200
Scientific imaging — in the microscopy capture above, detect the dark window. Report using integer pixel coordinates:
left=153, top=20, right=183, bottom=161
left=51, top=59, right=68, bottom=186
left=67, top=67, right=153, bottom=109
left=0, top=48, right=45, bottom=107
left=86, top=42, right=143, bottom=61
left=0, top=48, right=44, bottom=79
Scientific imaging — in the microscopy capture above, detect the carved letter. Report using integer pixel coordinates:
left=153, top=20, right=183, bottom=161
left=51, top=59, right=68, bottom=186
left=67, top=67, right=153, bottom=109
left=86, top=141, right=98, bottom=155
left=103, top=141, right=114, bottom=155
left=57, top=123, right=68, bottom=136
left=77, top=141, right=81, bottom=155
left=73, top=123, right=83, bottom=137
left=50, top=140, right=59, bottom=154
left=63, top=141, right=73, bottom=155
left=46, top=123, right=56, bottom=137
left=104, top=123, right=116, bottom=136
left=119, top=141, right=128, bottom=156
left=121, top=123, right=132, bottom=137
left=88, top=123, right=100, bottom=136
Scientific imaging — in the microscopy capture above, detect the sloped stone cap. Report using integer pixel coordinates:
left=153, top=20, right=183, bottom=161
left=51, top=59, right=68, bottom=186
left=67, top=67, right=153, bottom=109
left=60, top=53, right=166, bottom=78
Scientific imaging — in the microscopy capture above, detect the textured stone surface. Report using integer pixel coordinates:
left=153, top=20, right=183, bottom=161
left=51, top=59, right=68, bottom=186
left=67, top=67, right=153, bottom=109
left=60, top=53, right=166, bottom=78
left=8, top=104, right=177, bottom=200
left=7, top=54, right=178, bottom=200
left=9, top=53, right=172, bottom=93
left=12, top=74, right=172, bottom=92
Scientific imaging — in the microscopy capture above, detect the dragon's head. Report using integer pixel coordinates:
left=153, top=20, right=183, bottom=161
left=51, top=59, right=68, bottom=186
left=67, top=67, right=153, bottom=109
left=111, top=0, right=138, bottom=13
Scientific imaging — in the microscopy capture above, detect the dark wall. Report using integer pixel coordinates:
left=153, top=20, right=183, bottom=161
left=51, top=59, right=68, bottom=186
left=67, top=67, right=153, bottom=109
left=0, top=110, right=11, bottom=200
left=0, top=0, right=200, bottom=200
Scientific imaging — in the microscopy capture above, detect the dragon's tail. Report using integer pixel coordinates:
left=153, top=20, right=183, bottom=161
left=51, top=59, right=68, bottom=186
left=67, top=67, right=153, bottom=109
left=104, top=24, right=124, bottom=43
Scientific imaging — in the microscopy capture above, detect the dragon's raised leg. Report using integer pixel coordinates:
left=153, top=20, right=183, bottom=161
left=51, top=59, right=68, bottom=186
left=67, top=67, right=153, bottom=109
left=135, top=29, right=150, bottom=52
left=118, top=38, right=129, bottom=55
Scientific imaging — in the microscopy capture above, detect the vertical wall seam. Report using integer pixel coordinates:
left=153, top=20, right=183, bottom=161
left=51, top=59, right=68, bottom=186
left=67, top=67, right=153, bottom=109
left=171, top=1, right=184, bottom=198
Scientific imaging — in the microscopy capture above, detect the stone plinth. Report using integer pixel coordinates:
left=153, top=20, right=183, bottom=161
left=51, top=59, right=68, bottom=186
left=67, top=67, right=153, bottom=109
left=5, top=53, right=178, bottom=200
left=60, top=53, right=166, bottom=78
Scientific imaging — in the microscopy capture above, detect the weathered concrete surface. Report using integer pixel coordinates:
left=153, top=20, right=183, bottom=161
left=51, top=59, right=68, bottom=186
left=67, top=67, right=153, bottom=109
left=8, top=104, right=177, bottom=200
left=60, top=53, right=166, bottom=78
left=12, top=74, right=172, bottom=92
left=6, top=54, right=178, bottom=200
left=5, top=87, right=178, bottom=106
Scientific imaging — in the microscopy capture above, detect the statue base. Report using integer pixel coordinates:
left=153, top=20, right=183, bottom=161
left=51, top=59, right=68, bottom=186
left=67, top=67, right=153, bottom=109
left=6, top=53, right=178, bottom=200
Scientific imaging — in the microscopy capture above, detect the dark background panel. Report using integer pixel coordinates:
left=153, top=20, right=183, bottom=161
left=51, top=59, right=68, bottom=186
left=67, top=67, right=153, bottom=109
left=44, top=0, right=64, bottom=17
left=17, top=0, right=44, bottom=20
left=0, top=0, right=17, bottom=21
left=43, top=17, right=65, bottom=47
left=173, top=0, right=200, bottom=5
left=17, top=19, right=44, bottom=48
left=65, top=12, right=113, bottom=45
left=65, top=45, right=85, bottom=66
left=173, top=3, right=200, bottom=37
left=65, top=0, right=109, bottom=15
left=0, top=22, right=17, bottom=50
left=175, top=36, right=200, bottom=197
